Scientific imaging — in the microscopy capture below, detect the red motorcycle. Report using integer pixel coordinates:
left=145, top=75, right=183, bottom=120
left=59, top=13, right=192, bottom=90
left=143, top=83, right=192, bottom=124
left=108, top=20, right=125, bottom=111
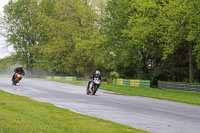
left=12, top=73, right=22, bottom=85
left=86, top=78, right=101, bottom=95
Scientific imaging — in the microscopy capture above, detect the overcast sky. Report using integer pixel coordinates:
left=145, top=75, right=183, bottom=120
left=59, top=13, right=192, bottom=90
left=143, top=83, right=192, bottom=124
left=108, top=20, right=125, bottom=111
left=0, top=0, right=9, bottom=15
left=0, top=0, right=13, bottom=59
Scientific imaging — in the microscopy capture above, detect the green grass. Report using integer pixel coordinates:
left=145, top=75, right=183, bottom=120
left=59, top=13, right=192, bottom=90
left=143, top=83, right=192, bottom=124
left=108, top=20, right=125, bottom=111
left=100, top=84, right=200, bottom=105
left=0, top=90, right=147, bottom=133
left=0, top=75, right=11, bottom=78
left=47, top=79, right=200, bottom=105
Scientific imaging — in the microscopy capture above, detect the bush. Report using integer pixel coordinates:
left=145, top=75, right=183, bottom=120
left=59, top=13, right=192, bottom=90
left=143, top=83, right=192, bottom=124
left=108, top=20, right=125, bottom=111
left=106, top=71, right=119, bottom=84
left=110, top=71, right=119, bottom=79
left=106, top=78, right=113, bottom=84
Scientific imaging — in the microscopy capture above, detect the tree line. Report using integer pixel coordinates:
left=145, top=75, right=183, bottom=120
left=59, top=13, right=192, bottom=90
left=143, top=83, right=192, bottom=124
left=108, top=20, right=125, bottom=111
left=1, top=0, right=200, bottom=85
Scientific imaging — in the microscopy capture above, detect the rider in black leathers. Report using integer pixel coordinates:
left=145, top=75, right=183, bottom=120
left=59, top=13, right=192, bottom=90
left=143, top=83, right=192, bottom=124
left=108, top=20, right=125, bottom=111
left=12, top=65, right=25, bottom=81
left=87, top=71, right=102, bottom=90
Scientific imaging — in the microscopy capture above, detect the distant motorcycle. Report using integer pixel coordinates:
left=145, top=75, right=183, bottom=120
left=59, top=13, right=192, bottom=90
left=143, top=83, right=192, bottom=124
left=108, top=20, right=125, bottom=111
left=12, top=73, right=22, bottom=85
left=86, top=78, right=101, bottom=95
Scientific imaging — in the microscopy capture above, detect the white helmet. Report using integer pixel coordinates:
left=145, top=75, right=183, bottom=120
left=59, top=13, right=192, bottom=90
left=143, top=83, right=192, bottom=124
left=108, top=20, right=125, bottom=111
left=95, top=70, right=100, bottom=75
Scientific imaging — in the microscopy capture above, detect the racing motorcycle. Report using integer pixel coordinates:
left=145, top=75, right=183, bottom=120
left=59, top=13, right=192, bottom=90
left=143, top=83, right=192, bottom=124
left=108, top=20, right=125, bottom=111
left=86, top=77, right=101, bottom=95
left=12, top=73, right=22, bottom=85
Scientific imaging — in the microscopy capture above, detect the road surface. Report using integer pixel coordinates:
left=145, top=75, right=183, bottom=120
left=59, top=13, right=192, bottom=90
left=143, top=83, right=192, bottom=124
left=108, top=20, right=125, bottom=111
left=0, top=77, right=200, bottom=133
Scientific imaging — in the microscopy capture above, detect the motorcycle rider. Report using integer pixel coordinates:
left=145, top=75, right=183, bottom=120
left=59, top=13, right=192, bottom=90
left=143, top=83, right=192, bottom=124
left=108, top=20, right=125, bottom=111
left=12, top=65, right=25, bottom=81
left=87, top=71, right=102, bottom=91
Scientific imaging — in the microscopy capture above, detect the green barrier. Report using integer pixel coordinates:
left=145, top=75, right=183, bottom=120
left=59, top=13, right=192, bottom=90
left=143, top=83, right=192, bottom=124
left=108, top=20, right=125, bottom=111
left=114, top=78, right=123, bottom=85
left=130, top=80, right=140, bottom=87
left=114, top=78, right=150, bottom=88
left=46, top=76, right=54, bottom=80
left=123, top=79, right=130, bottom=86
left=158, top=80, right=200, bottom=92
left=60, top=77, right=66, bottom=80
left=140, top=80, right=150, bottom=88
left=72, top=77, right=77, bottom=81
left=113, top=79, right=115, bottom=84
left=54, top=76, right=60, bottom=80
left=46, top=76, right=77, bottom=81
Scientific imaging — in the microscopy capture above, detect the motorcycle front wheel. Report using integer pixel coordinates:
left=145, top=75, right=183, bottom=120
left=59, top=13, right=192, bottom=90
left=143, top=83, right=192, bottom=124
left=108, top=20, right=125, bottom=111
left=12, top=81, right=17, bottom=85
left=92, top=86, right=98, bottom=95
left=86, top=88, right=90, bottom=95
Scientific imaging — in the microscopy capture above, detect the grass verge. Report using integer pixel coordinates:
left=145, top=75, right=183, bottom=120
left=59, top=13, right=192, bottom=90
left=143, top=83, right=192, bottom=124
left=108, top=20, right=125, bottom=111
left=100, top=84, right=200, bottom=105
left=46, top=79, right=200, bottom=105
left=0, top=90, right=147, bottom=133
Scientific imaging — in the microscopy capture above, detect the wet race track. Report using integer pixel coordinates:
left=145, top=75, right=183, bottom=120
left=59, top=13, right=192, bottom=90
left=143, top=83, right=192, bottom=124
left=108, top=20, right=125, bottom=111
left=0, top=77, right=200, bottom=133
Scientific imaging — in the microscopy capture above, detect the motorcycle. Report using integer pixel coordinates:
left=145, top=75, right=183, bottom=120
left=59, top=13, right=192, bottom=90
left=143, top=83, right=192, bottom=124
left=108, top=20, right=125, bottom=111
left=86, top=78, right=101, bottom=95
left=12, top=73, right=22, bottom=85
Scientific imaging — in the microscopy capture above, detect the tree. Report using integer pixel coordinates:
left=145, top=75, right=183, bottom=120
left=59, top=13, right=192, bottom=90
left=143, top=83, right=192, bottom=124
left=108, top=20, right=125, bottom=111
left=4, top=0, right=107, bottom=77
left=4, top=0, right=39, bottom=73
left=161, top=0, right=200, bottom=83
left=104, top=0, right=135, bottom=78
left=0, top=56, right=16, bottom=74
left=104, top=0, right=200, bottom=83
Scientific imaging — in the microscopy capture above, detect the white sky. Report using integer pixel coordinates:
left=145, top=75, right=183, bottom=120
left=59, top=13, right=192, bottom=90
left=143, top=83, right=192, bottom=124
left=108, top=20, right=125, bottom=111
left=0, top=0, right=9, bottom=14
left=0, top=0, right=14, bottom=59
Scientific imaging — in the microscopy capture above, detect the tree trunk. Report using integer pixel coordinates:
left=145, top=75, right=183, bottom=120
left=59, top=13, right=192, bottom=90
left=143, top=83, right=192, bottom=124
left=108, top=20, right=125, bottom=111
left=84, top=72, right=90, bottom=80
left=189, top=43, right=193, bottom=83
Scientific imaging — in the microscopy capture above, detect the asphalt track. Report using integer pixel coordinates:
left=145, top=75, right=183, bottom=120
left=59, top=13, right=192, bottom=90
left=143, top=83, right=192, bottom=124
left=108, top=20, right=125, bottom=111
left=0, top=77, right=200, bottom=133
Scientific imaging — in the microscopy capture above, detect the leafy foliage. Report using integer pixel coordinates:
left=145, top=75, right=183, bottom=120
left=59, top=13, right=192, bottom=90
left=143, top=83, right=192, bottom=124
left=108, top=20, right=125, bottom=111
left=104, top=0, right=200, bottom=83
left=2, top=0, right=200, bottom=84
left=0, top=56, right=16, bottom=74
left=3, top=0, right=106, bottom=77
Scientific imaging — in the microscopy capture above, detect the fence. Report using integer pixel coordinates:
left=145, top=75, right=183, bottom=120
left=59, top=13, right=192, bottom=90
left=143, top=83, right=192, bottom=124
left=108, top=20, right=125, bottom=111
left=158, top=80, right=200, bottom=92
left=45, top=76, right=77, bottom=81
left=113, top=79, right=150, bottom=88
